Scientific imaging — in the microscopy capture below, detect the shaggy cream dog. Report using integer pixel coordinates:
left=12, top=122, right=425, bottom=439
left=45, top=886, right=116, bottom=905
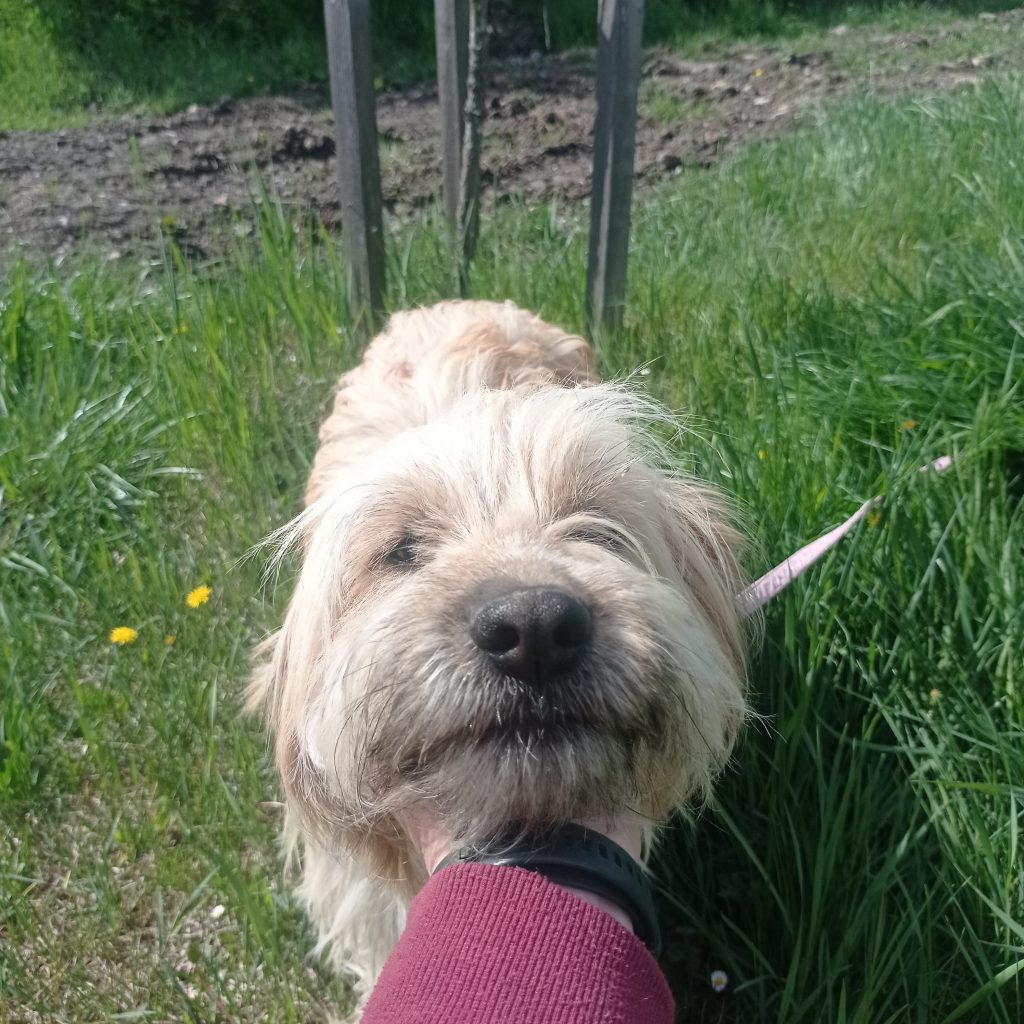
left=251, top=300, right=747, bottom=993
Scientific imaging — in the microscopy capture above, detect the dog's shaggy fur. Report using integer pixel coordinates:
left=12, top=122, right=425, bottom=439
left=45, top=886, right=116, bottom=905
left=251, top=300, right=748, bottom=992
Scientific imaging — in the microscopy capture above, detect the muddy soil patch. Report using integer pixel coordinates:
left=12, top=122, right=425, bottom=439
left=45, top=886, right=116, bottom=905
left=1, top=10, right=1020, bottom=262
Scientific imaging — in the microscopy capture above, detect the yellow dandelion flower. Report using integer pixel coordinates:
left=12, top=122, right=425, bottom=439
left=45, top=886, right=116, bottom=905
left=930, top=687, right=942, bottom=703
left=754, top=67, right=764, bottom=77
left=178, top=323, right=189, bottom=334
left=164, top=635, right=177, bottom=645
left=710, top=969, right=729, bottom=993
left=901, top=419, right=918, bottom=430
left=758, top=449, right=766, bottom=461
left=867, top=510, right=882, bottom=528
left=186, top=585, right=212, bottom=609
left=109, top=626, right=139, bottom=645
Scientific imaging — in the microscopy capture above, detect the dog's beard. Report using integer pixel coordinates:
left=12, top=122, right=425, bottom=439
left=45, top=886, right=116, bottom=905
left=368, top=659, right=659, bottom=832
left=300, top=557, right=735, bottom=847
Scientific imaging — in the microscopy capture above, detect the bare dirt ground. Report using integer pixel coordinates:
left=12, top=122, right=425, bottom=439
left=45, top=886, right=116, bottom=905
left=1, top=9, right=1021, bottom=262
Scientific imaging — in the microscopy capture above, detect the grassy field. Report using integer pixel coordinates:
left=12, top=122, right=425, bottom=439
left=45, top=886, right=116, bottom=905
left=4, top=0, right=1024, bottom=129
left=3, top=14, right=1024, bottom=1024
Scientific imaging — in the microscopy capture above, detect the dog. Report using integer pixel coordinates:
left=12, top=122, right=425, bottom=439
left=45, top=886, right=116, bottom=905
left=250, top=299, right=748, bottom=997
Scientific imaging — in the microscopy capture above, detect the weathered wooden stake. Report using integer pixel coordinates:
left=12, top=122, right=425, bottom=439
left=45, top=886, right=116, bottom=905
left=434, top=0, right=470, bottom=226
left=586, top=0, right=644, bottom=337
left=324, top=0, right=386, bottom=333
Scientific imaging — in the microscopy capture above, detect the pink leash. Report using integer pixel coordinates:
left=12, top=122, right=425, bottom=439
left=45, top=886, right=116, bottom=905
left=737, top=455, right=953, bottom=617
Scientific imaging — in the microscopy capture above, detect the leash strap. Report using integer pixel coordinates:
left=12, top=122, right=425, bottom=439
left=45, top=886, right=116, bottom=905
left=737, top=455, right=953, bottom=617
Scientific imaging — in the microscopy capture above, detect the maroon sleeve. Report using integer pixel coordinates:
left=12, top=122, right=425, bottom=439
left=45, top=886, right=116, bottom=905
left=361, top=863, right=675, bottom=1024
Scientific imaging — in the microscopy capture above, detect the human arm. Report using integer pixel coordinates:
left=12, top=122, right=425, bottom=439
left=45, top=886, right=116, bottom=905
left=360, top=816, right=674, bottom=1024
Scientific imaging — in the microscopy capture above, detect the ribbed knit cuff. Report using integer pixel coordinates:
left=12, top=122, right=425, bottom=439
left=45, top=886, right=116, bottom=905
left=361, top=862, right=674, bottom=1024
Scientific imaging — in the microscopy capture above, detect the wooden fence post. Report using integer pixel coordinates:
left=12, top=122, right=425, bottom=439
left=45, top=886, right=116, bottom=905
left=324, top=0, right=386, bottom=334
left=586, top=0, right=644, bottom=337
left=434, top=0, right=469, bottom=226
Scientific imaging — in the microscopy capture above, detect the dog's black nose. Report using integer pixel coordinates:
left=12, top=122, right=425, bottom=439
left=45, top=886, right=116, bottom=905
left=470, top=587, right=592, bottom=685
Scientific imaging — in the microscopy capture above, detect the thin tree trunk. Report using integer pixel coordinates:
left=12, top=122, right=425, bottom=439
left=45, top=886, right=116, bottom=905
left=456, top=0, right=490, bottom=293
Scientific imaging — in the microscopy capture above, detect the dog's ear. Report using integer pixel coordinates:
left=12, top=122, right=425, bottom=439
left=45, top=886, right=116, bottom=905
left=660, top=478, right=748, bottom=681
left=248, top=627, right=312, bottom=814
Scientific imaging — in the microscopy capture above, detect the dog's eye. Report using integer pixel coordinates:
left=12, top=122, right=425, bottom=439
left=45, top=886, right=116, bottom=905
left=567, top=526, right=631, bottom=555
left=379, top=537, right=421, bottom=570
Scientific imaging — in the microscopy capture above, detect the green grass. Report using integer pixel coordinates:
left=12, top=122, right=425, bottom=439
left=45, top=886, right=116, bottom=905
left=815, top=12, right=1024, bottom=76
left=0, top=0, right=429, bottom=130
left=5, top=1, right=1024, bottom=129
left=517, top=1, right=1024, bottom=54
left=3, top=69, right=1023, bottom=1024
left=0, top=1, right=321, bottom=130
left=639, top=82, right=716, bottom=126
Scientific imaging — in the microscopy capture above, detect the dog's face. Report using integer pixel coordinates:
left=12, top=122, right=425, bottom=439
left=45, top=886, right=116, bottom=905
left=265, top=384, right=746, bottom=871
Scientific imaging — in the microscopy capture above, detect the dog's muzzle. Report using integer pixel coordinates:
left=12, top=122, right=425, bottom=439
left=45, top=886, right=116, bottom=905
left=469, top=586, right=592, bottom=686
